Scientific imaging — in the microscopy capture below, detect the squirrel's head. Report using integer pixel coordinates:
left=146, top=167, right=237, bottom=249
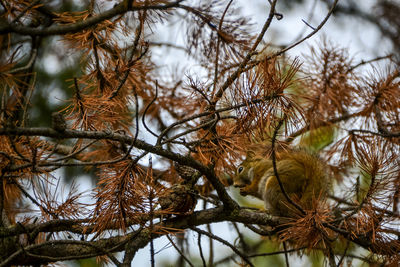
left=234, top=160, right=254, bottom=188
left=233, top=150, right=272, bottom=188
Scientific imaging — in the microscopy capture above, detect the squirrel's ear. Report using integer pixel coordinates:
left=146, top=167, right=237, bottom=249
left=246, top=150, right=256, bottom=159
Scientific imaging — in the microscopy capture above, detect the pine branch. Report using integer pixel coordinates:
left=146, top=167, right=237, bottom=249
left=0, top=1, right=186, bottom=36
left=0, top=126, right=238, bottom=210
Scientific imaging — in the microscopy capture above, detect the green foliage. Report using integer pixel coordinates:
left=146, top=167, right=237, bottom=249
left=356, top=171, right=372, bottom=203
left=73, top=258, right=99, bottom=267
left=251, top=239, right=286, bottom=267
left=299, top=125, right=336, bottom=152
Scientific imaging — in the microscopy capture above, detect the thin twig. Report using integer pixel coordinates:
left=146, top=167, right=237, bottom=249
left=330, top=170, right=377, bottom=224
left=289, top=0, right=318, bottom=42
left=166, top=235, right=194, bottom=267
left=206, top=222, right=214, bottom=267
left=327, top=244, right=336, bottom=267
left=232, top=222, right=249, bottom=252
left=267, top=0, right=339, bottom=60
left=7, top=40, right=38, bottom=74
left=160, top=115, right=234, bottom=145
left=7, top=135, right=29, bottom=162
left=157, top=95, right=279, bottom=145
left=51, top=140, right=98, bottom=162
left=285, top=112, right=355, bottom=142
left=373, top=100, right=400, bottom=137
left=336, top=240, right=350, bottom=267
left=301, top=19, right=316, bottom=30
left=271, top=118, right=306, bottom=215
left=211, top=0, right=278, bottom=105
left=10, top=0, right=41, bottom=24
left=197, top=232, right=207, bottom=267
left=21, top=74, right=35, bottom=127
left=349, top=128, right=400, bottom=138
left=212, top=0, right=234, bottom=92
left=73, top=77, right=86, bottom=123
left=142, top=81, right=159, bottom=137
left=109, top=12, right=148, bottom=100
left=0, top=172, right=5, bottom=227
left=347, top=55, right=393, bottom=73
left=283, top=241, right=290, bottom=267
left=191, top=227, right=254, bottom=267
left=149, top=157, right=155, bottom=267
left=249, top=247, right=306, bottom=258
left=93, top=42, right=106, bottom=92
left=245, top=224, right=277, bottom=236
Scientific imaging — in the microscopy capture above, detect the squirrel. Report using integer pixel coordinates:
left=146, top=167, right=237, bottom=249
left=233, top=149, right=330, bottom=217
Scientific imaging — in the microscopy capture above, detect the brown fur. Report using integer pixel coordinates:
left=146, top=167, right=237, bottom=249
left=234, top=149, right=330, bottom=216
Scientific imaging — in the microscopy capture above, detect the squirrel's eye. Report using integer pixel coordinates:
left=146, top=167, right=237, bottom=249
left=237, top=166, right=244, bottom=173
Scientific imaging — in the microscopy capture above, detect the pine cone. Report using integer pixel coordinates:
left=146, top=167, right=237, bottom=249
left=174, top=163, right=196, bottom=181
left=52, top=112, right=66, bottom=132
left=158, top=184, right=197, bottom=214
